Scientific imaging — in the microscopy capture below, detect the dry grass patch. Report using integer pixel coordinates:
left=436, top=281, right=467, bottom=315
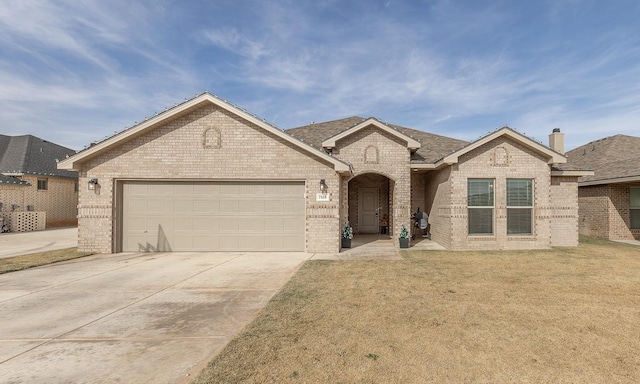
left=0, top=248, right=93, bottom=274
left=193, top=238, right=640, bottom=383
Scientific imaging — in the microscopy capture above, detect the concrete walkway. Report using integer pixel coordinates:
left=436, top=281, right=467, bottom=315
left=0, top=251, right=310, bottom=383
left=312, top=234, right=445, bottom=260
left=614, top=239, right=640, bottom=246
left=0, top=227, right=78, bottom=258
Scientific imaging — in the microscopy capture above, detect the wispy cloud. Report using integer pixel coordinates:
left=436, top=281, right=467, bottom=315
left=1, top=0, right=639, bottom=151
left=202, top=28, right=268, bottom=60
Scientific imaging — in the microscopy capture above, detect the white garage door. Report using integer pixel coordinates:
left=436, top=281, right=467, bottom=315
left=121, top=181, right=305, bottom=252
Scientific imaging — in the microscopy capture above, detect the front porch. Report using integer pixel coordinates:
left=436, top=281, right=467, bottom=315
left=327, top=234, right=445, bottom=260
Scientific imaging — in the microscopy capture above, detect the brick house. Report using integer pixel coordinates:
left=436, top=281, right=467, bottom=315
left=1, top=134, right=78, bottom=231
left=58, top=93, right=591, bottom=253
left=566, top=134, right=640, bottom=240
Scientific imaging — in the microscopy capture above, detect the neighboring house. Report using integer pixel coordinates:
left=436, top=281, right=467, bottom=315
left=566, top=134, right=640, bottom=241
left=0, top=134, right=78, bottom=231
left=58, top=93, right=591, bottom=253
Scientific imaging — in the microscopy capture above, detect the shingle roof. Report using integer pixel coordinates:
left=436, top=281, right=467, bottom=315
left=0, top=174, right=30, bottom=186
left=285, top=117, right=468, bottom=163
left=566, top=134, right=640, bottom=184
left=0, top=134, right=77, bottom=179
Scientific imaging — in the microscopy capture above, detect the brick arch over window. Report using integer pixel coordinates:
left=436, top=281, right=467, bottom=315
left=203, top=127, right=221, bottom=149
left=364, top=145, right=379, bottom=164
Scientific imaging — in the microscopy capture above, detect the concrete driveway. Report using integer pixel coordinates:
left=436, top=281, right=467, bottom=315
left=0, top=251, right=310, bottom=383
left=0, top=227, right=78, bottom=258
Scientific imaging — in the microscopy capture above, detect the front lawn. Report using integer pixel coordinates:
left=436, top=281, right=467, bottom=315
left=0, top=248, right=93, bottom=274
left=193, top=237, right=640, bottom=383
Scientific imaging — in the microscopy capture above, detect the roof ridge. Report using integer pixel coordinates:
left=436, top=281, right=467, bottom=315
left=285, top=116, right=365, bottom=131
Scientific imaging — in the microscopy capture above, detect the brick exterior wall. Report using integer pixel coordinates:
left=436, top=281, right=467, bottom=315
left=424, top=167, right=453, bottom=249
left=429, top=137, right=580, bottom=250
left=77, top=104, right=340, bottom=253
left=0, top=176, right=78, bottom=229
left=70, top=101, right=584, bottom=253
left=333, top=126, right=412, bottom=244
left=578, top=183, right=640, bottom=240
left=549, top=176, right=580, bottom=246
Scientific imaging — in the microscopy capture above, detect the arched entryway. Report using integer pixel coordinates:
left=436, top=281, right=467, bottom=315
left=347, top=173, right=395, bottom=236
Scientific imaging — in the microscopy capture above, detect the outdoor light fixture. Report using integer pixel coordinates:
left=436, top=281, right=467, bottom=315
left=88, top=178, right=99, bottom=190
left=320, top=179, right=327, bottom=192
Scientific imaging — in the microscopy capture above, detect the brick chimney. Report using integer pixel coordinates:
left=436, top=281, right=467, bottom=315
left=548, top=128, right=565, bottom=154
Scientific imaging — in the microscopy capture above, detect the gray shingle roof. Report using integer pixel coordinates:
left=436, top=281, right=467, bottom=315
left=0, top=174, right=30, bottom=186
left=566, top=134, right=640, bottom=183
left=285, top=117, right=468, bottom=163
left=0, top=134, right=77, bottom=179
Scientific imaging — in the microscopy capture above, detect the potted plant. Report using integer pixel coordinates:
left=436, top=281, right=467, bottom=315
left=342, top=221, right=353, bottom=248
left=399, top=224, right=410, bottom=248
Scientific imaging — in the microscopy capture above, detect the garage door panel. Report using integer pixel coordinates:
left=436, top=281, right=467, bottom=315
left=219, top=217, right=239, bottom=232
left=148, top=199, right=173, bottom=214
left=245, top=219, right=265, bottom=231
left=284, top=200, right=304, bottom=213
left=239, top=200, right=264, bottom=214
left=220, top=200, right=239, bottom=213
left=199, top=200, right=220, bottom=214
left=125, top=198, right=147, bottom=213
left=264, top=201, right=284, bottom=213
left=244, top=236, right=265, bottom=250
left=220, top=184, right=239, bottom=195
left=122, top=181, right=305, bottom=252
left=174, top=218, right=193, bottom=230
left=219, top=236, right=240, bottom=250
left=192, top=217, right=218, bottom=230
left=283, top=217, right=304, bottom=231
left=147, top=185, right=173, bottom=196
left=124, top=235, right=147, bottom=252
left=268, top=218, right=284, bottom=231
left=238, top=183, right=259, bottom=195
left=174, top=184, right=194, bottom=195
left=146, top=219, right=174, bottom=231
left=263, top=236, right=282, bottom=250
left=175, top=199, right=194, bottom=213
left=126, top=218, right=147, bottom=231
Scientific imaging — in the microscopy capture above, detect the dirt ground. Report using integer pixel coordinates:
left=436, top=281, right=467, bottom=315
left=192, top=238, right=640, bottom=383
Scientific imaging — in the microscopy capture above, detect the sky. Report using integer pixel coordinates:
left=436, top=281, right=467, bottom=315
left=1, top=0, right=639, bottom=151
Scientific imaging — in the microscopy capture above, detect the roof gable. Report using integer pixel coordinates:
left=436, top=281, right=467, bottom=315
left=321, top=117, right=421, bottom=150
left=440, top=126, right=566, bottom=165
left=58, top=93, right=350, bottom=173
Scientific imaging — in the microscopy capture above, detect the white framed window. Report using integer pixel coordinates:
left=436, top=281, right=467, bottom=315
left=631, top=187, right=640, bottom=230
left=507, top=179, right=533, bottom=235
left=37, top=178, right=48, bottom=191
left=468, top=179, right=494, bottom=235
